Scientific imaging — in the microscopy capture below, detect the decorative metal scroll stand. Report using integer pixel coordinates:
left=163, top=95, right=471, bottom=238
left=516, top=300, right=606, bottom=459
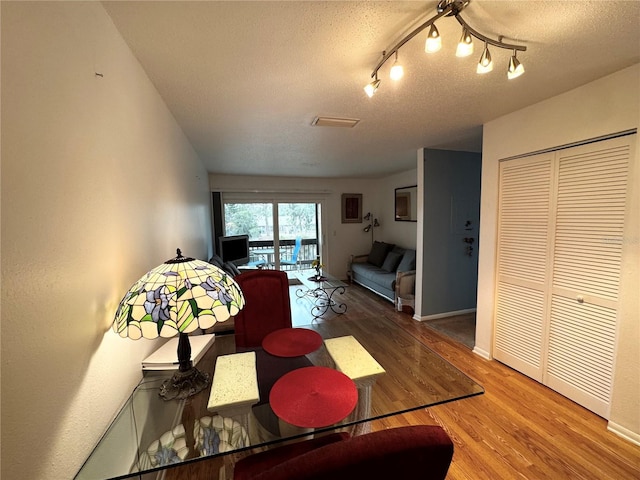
left=296, top=276, right=347, bottom=319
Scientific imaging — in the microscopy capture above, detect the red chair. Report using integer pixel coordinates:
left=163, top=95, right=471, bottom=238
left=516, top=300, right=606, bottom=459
left=233, top=425, right=454, bottom=480
left=233, top=269, right=292, bottom=348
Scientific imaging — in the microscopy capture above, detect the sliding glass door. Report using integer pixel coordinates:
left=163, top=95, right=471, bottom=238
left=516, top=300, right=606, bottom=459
left=221, top=199, right=320, bottom=270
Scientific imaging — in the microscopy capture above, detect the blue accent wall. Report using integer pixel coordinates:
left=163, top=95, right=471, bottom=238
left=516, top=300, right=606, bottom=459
left=421, top=149, right=481, bottom=316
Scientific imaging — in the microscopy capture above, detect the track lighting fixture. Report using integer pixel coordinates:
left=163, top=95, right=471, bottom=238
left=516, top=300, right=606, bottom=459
left=508, top=50, right=525, bottom=79
left=364, top=0, right=526, bottom=96
left=425, top=24, right=441, bottom=53
left=477, top=42, right=493, bottom=74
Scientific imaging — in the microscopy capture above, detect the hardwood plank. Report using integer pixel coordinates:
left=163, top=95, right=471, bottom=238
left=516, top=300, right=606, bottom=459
left=164, top=282, right=640, bottom=479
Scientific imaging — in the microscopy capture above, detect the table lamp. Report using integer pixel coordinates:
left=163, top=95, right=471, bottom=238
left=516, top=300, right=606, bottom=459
left=113, top=248, right=245, bottom=400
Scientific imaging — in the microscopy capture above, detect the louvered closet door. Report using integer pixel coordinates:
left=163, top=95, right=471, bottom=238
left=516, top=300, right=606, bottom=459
left=545, top=137, right=632, bottom=418
left=494, top=153, right=554, bottom=381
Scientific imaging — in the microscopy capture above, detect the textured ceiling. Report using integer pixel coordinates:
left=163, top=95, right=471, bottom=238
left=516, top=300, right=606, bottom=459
left=103, top=1, right=640, bottom=178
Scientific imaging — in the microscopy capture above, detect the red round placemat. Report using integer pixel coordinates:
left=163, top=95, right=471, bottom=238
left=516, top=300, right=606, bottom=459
left=262, top=328, right=323, bottom=357
left=269, top=366, right=358, bottom=428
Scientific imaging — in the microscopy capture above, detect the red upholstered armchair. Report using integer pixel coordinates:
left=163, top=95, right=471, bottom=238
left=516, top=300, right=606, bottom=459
left=233, top=425, right=454, bottom=480
left=233, top=269, right=292, bottom=348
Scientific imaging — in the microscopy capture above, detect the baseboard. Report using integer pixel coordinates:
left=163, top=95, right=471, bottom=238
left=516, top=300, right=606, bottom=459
left=417, top=308, right=476, bottom=321
left=472, top=346, right=492, bottom=360
left=607, top=421, right=640, bottom=446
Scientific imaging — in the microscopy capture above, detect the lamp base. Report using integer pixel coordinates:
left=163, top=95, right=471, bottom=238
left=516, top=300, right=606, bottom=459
left=159, top=367, right=210, bottom=401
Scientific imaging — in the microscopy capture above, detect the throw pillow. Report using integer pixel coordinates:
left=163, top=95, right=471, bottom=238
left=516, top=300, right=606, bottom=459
left=397, top=249, right=416, bottom=272
left=208, top=255, right=224, bottom=268
left=223, top=261, right=241, bottom=277
left=368, top=241, right=394, bottom=267
left=381, top=251, right=403, bottom=272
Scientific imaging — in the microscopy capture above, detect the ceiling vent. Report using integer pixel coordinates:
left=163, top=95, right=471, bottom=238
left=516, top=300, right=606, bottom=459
left=311, top=116, right=360, bottom=128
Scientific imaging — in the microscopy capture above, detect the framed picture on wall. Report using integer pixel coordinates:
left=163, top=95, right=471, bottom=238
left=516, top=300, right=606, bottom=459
left=341, top=193, right=362, bottom=223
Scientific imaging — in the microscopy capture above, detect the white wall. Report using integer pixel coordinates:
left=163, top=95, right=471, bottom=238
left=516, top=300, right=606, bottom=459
left=209, top=171, right=418, bottom=280
left=1, top=3, right=212, bottom=478
left=478, top=64, right=640, bottom=438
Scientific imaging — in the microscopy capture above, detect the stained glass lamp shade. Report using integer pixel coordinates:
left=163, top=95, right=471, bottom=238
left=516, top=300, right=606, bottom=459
left=113, top=249, right=245, bottom=400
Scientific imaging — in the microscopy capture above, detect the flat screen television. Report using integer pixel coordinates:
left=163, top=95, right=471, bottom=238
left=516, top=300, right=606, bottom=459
left=218, top=234, right=250, bottom=266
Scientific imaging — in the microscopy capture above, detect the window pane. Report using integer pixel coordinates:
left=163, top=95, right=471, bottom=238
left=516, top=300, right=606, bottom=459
left=277, top=203, right=317, bottom=240
left=224, top=203, right=273, bottom=241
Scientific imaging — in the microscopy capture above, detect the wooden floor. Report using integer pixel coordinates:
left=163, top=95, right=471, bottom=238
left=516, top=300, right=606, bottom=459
left=292, top=283, right=640, bottom=479
left=172, top=282, right=640, bottom=479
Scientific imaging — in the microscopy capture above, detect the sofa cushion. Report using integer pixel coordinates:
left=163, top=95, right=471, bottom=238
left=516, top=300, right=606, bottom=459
left=381, top=251, right=403, bottom=272
left=367, top=241, right=394, bottom=267
left=351, top=263, right=396, bottom=291
left=397, top=249, right=416, bottom=272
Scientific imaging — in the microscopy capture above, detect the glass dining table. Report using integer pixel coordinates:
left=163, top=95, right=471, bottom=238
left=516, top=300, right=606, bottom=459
left=75, top=315, right=484, bottom=480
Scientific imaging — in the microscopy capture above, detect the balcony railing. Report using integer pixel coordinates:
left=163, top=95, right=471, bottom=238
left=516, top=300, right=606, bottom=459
left=248, top=238, right=318, bottom=270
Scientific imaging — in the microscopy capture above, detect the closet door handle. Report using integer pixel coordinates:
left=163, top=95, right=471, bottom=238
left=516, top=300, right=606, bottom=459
left=577, top=295, right=584, bottom=304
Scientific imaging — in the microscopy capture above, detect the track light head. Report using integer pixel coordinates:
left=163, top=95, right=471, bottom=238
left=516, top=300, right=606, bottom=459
left=508, top=51, right=525, bottom=79
left=364, top=78, right=381, bottom=97
left=425, top=24, right=442, bottom=53
left=389, top=52, right=404, bottom=80
left=456, top=27, right=473, bottom=57
left=477, top=43, right=493, bottom=74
